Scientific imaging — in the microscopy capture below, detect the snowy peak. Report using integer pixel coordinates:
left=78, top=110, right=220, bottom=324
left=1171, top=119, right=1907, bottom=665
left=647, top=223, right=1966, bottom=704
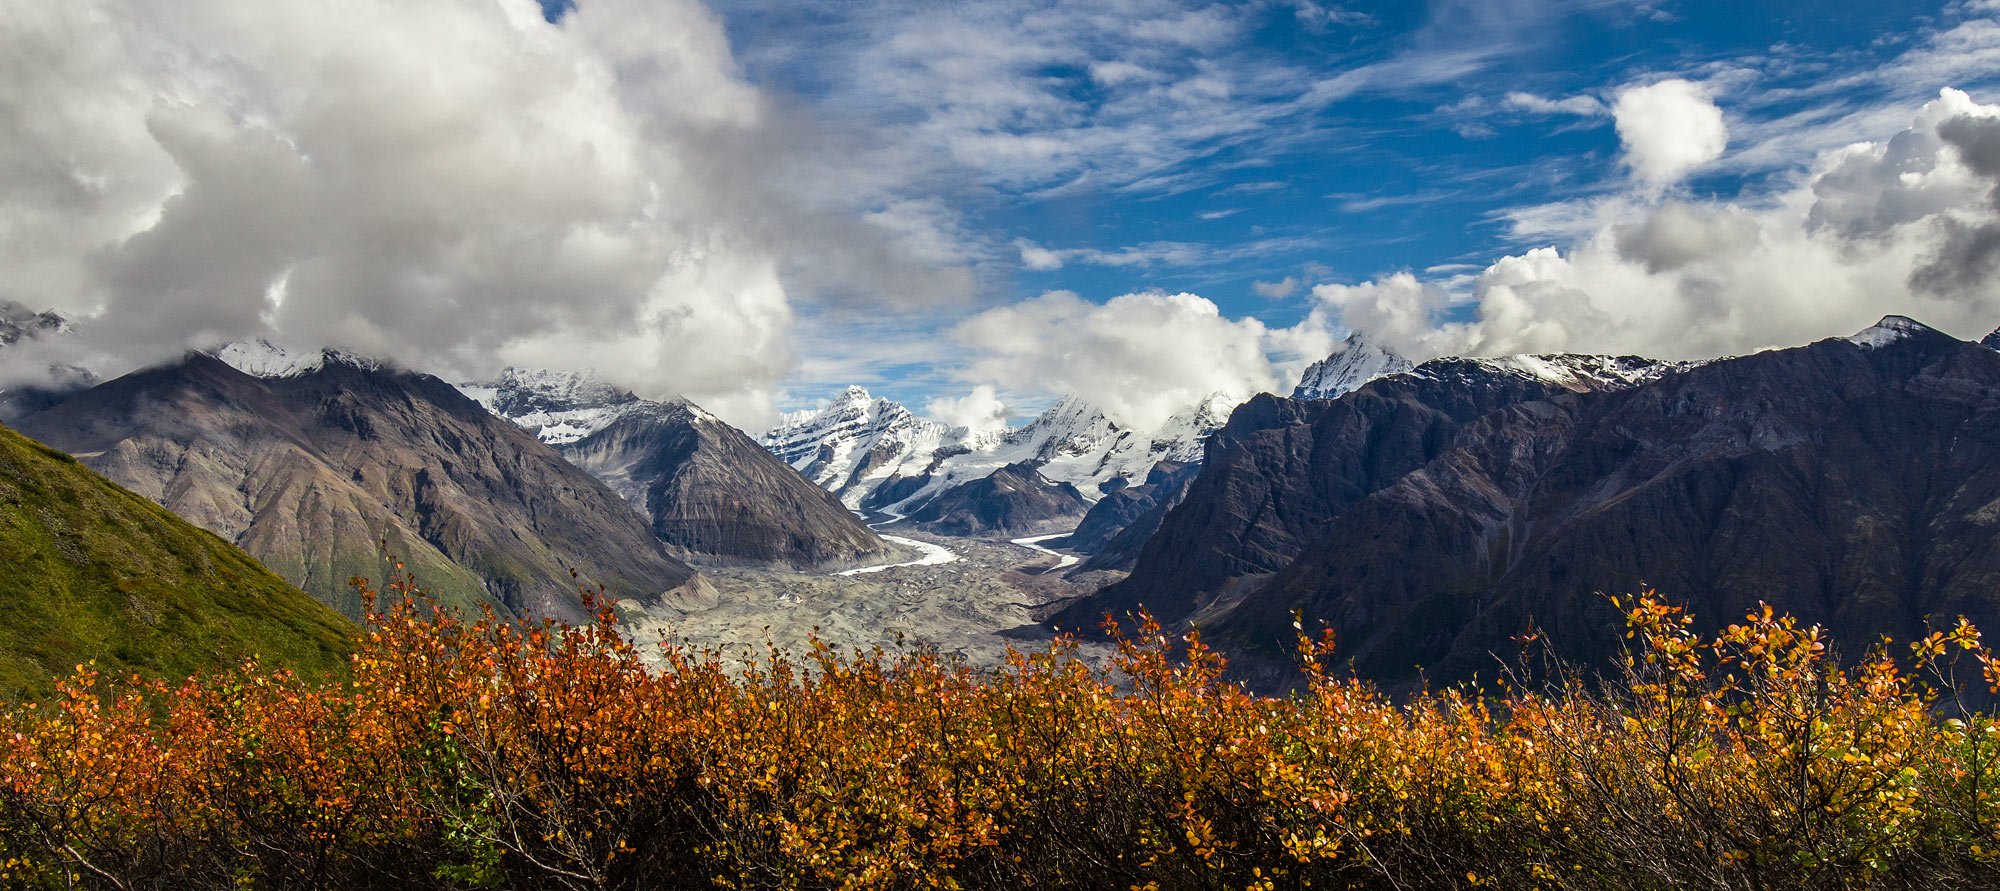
left=1846, top=314, right=1940, bottom=349
left=761, top=387, right=969, bottom=501
left=213, top=339, right=383, bottom=378
left=1462, top=354, right=1689, bottom=392
left=1006, top=394, right=1120, bottom=461
left=1292, top=332, right=1414, bottom=400
left=761, top=385, right=1241, bottom=516
left=457, top=367, right=665, bottom=446
left=0, top=301, right=66, bottom=347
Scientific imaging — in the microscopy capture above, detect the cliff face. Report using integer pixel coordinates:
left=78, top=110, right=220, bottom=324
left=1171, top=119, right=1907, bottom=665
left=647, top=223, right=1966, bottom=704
left=561, top=401, right=887, bottom=567
left=17, top=354, right=698, bottom=621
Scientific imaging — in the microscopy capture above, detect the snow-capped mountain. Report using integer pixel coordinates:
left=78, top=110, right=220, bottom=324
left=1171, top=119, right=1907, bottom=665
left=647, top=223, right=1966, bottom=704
left=1291, top=332, right=1413, bottom=400
left=760, top=386, right=981, bottom=503
left=763, top=387, right=1238, bottom=515
left=213, top=339, right=385, bottom=378
left=456, top=367, right=645, bottom=445
left=1417, top=352, right=1695, bottom=392
left=0, top=302, right=96, bottom=421
left=0, top=301, right=67, bottom=346
left=461, top=366, right=887, bottom=567
left=1847, top=314, right=1933, bottom=349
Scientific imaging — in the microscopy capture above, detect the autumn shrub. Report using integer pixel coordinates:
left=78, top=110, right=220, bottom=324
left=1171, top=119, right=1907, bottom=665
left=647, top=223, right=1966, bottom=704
left=0, top=573, right=1994, bottom=890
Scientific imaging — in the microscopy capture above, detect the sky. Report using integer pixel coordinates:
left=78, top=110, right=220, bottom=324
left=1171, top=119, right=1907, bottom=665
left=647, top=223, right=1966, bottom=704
left=5, top=0, right=2000, bottom=432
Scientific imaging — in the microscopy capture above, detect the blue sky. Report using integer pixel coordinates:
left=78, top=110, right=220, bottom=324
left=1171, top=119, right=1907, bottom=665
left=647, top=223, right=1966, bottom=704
left=8, top=0, right=2000, bottom=430
left=655, top=0, right=2000, bottom=421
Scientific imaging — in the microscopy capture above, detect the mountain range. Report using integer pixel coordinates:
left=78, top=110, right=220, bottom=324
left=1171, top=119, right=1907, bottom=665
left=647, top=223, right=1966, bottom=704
left=460, top=367, right=888, bottom=568
left=9, top=350, right=705, bottom=621
left=11, top=305, right=2000, bottom=698
left=1059, top=317, right=2000, bottom=691
left=760, top=387, right=1237, bottom=527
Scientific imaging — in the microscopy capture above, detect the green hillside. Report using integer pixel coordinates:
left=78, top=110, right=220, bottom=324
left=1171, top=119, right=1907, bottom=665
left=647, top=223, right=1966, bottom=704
left=0, top=423, right=354, bottom=698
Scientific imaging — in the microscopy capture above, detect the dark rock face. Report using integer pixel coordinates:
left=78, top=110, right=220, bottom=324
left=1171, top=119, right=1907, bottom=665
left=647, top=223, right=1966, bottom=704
left=1068, top=460, right=1200, bottom=568
left=1065, top=319, right=2000, bottom=692
left=904, top=462, right=1088, bottom=537
left=561, top=402, right=887, bottom=567
left=1052, top=361, right=1601, bottom=634
left=17, top=354, right=698, bottom=621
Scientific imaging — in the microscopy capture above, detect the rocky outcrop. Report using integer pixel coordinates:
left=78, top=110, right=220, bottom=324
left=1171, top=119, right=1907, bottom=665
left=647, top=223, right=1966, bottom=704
left=16, top=353, right=698, bottom=621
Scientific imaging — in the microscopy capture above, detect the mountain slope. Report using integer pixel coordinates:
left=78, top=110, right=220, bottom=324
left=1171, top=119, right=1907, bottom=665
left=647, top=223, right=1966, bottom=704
left=902, top=462, right=1088, bottom=537
left=1067, top=460, right=1201, bottom=570
left=562, top=401, right=888, bottom=566
left=0, top=422, right=352, bottom=697
left=1052, top=353, right=1686, bottom=636
left=1208, top=317, right=2000, bottom=687
left=16, top=354, right=699, bottom=621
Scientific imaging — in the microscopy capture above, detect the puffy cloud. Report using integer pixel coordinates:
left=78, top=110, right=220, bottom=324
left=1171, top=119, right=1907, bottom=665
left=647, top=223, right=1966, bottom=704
left=950, top=290, right=1304, bottom=430
left=0, top=0, right=971, bottom=429
left=1613, top=79, right=1728, bottom=189
left=1309, top=273, right=1457, bottom=353
left=924, top=384, right=1012, bottom=434
left=1320, top=88, right=2000, bottom=362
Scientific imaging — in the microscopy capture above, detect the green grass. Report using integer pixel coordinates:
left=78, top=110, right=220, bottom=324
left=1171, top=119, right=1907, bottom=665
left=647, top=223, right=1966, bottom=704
left=0, top=424, right=355, bottom=698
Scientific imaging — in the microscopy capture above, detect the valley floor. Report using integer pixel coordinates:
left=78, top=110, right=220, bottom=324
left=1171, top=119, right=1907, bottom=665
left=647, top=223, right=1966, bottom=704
left=619, top=529, right=1119, bottom=670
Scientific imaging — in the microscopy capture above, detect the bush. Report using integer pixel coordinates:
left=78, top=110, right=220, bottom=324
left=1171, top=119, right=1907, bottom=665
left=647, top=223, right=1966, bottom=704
left=0, top=575, right=1994, bottom=890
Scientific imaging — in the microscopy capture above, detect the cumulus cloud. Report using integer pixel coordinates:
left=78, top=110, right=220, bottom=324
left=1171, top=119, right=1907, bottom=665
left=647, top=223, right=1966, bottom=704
left=924, top=384, right=1012, bottom=434
left=950, top=290, right=1325, bottom=430
left=1613, top=79, right=1728, bottom=189
left=1316, top=88, right=2000, bottom=362
left=0, top=0, right=973, bottom=429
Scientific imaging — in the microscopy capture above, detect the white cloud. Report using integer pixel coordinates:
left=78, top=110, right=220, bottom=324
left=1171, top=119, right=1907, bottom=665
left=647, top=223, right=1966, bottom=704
left=1016, top=239, right=1065, bottom=271
left=1252, top=276, right=1300, bottom=299
left=0, top=0, right=977, bottom=430
left=1310, top=273, right=1459, bottom=354
left=1322, top=88, right=2000, bottom=362
left=924, top=384, right=1012, bottom=434
left=1503, top=91, right=1606, bottom=116
left=951, top=290, right=1314, bottom=430
left=1613, top=78, right=1729, bottom=189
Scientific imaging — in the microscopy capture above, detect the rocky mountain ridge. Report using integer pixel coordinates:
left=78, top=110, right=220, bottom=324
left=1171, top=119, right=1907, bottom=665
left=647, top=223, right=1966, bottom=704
left=15, top=351, right=704, bottom=621
left=1061, top=316, right=2000, bottom=691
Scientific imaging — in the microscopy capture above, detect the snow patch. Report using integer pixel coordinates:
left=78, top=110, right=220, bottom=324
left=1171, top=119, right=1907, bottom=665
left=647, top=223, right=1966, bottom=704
left=214, top=339, right=383, bottom=377
left=1845, top=315, right=1934, bottom=349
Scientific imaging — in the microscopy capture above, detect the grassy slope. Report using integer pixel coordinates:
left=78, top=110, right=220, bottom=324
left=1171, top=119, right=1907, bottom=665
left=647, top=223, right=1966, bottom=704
left=0, top=423, right=354, bottom=698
